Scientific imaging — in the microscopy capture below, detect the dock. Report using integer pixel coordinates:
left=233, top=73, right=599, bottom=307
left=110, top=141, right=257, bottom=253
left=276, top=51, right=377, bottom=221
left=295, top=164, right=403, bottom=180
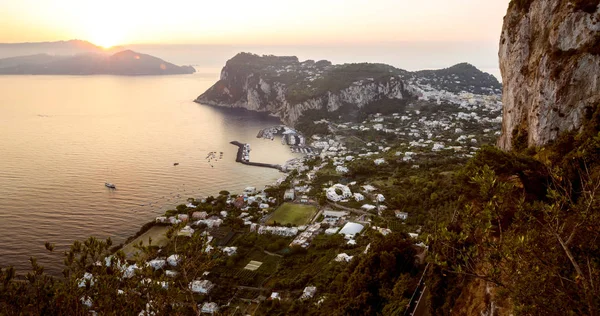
left=230, top=141, right=284, bottom=172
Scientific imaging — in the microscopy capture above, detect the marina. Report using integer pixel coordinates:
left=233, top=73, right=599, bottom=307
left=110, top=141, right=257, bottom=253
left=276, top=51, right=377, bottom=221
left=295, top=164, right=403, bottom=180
left=230, top=141, right=283, bottom=171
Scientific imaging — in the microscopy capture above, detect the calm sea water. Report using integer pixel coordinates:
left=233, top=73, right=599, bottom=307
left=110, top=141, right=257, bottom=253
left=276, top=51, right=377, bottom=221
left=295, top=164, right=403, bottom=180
left=0, top=73, right=298, bottom=275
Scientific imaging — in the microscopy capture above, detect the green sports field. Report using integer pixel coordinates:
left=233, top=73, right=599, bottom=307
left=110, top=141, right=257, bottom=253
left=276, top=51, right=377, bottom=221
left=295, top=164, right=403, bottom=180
left=266, top=203, right=318, bottom=226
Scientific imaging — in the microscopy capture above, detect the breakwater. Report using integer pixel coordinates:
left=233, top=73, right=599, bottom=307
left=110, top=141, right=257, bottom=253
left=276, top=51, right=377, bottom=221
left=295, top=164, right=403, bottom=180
left=230, top=141, right=284, bottom=172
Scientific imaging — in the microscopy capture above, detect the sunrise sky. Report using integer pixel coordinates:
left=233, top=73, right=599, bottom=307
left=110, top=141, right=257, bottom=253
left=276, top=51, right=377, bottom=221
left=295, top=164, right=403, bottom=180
left=1, top=0, right=510, bottom=47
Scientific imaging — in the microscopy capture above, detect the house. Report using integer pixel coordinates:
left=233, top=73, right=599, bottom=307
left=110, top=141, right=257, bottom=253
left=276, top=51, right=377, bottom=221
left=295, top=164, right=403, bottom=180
left=374, top=158, right=386, bottom=166
left=284, top=189, right=295, bottom=200
left=223, top=247, right=237, bottom=256
left=325, top=227, right=340, bottom=235
left=200, top=302, right=219, bottom=314
left=335, top=165, right=349, bottom=174
left=301, top=286, right=317, bottom=300
left=270, top=292, right=280, bottom=300
left=361, top=204, right=376, bottom=211
left=243, top=187, right=257, bottom=195
left=192, top=212, right=208, bottom=220
left=178, top=226, right=195, bottom=237
left=395, top=211, right=409, bottom=220
left=167, top=254, right=180, bottom=267
left=335, top=253, right=354, bottom=262
left=300, top=195, right=309, bottom=203
left=233, top=196, right=245, bottom=209
left=323, top=210, right=347, bottom=219
left=362, top=185, right=377, bottom=193
left=147, top=259, right=166, bottom=270
left=189, top=280, right=214, bottom=294
left=259, top=203, right=270, bottom=209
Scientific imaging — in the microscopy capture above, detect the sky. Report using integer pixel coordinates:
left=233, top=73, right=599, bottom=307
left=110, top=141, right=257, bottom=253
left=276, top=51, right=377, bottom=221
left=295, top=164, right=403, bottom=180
left=1, top=0, right=510, bottom=47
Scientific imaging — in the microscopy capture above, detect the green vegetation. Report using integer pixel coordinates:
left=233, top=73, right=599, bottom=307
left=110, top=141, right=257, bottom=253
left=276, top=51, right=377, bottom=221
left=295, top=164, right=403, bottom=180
left=267, top=203, right=318, bottom=226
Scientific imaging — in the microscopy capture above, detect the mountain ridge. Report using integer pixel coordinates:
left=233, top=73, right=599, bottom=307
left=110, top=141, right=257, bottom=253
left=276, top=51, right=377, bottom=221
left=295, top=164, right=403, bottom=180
left=196, top=53, right=501, bottom=126
left=0, top=49, right=195, bottom=76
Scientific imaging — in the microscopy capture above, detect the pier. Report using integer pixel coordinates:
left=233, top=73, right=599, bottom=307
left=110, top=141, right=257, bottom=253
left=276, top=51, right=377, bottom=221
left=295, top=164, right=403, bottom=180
left=230, top=141, right=284, bottom=172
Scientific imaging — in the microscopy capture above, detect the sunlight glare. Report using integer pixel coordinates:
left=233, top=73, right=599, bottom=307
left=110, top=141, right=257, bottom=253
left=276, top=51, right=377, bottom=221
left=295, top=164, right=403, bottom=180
left=86, top=18, right=125, bottom=48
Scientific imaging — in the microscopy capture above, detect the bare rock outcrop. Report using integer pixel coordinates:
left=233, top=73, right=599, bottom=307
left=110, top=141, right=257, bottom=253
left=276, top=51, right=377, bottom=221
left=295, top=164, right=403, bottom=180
left=498, top=0, right=600, bottom=150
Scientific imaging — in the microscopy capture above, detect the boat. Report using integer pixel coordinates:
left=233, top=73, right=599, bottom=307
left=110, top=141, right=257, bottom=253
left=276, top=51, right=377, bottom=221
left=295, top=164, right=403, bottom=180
left=105, top=182, right=116, bottom=189
left=173, top=162, right=179, bottom=166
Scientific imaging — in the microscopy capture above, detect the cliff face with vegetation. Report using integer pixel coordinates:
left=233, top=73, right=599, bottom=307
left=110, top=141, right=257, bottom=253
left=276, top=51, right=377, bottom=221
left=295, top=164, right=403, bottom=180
left=196, top=53, right=501, bottom=126
left=498, top=0, right=600, bottom=150
left=196, top=53, right=409, bottom=125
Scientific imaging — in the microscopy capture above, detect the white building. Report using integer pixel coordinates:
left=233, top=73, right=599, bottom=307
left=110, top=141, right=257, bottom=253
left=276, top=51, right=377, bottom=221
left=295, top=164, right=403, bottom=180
left=339, top=222, right=365, bottom=239
left=147, top=259, right=166, bottom=270
left=167, top=254, right=180, bottom=267
left=336, top=166, right=349, bottom=174
left=374, top=158, right=386, bottom=166
left=326, top=184, right=352, bottom=202
left=301, top=286, right=317, bottom=300
left=178, top=226, right=195, bottom=237
left=395, top=211, right=409, bottom=220
left=200, top=302, right=219, bottom=314
left=258, top=226, right=298, bottom=237
left=189, top=280, right=214, bottom=294
left=335, top=253, right=354, bottom=262
left=223, top=247, right=237, bottom=256
left=284, top=189, right=295, bottom=200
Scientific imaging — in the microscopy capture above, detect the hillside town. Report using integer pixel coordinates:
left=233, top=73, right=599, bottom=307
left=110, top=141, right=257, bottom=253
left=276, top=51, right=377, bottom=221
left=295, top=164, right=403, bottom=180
left=65, top=72, right=504, bottom=315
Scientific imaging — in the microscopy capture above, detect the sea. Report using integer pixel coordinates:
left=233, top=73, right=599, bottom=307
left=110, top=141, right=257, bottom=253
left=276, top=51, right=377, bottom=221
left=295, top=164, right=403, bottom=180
left=0, top=72, right=299, bottom=275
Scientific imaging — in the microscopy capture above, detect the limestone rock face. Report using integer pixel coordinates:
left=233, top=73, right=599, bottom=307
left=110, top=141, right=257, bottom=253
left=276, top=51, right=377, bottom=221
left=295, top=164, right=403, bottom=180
left=196, top=53, right=501, bottom=126
left=498, top=0, right=600, bottom=150
left=195, top=53, right=409, bottom=126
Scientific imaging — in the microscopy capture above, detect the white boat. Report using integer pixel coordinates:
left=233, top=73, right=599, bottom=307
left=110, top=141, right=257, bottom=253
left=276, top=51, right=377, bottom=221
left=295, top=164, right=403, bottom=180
left=105, top=182, right=116, bottom=189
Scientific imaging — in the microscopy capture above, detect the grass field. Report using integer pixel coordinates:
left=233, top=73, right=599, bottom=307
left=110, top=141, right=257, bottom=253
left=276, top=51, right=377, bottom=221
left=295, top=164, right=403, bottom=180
left=266, top=203, right=318, bottom=226
left=121, top=225, right=170, bottom=259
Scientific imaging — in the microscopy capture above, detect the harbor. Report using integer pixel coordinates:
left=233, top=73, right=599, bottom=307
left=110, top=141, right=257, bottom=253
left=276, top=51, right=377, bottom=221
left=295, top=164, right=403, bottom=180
left=230, top=141, right=284, bottom=171
left=257, top=125, right=316, bottom=154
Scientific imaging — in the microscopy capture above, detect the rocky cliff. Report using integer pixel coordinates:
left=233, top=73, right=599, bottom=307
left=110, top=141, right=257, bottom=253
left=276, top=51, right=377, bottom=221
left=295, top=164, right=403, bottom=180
left=498, top=0, right=600, bottom=150
left=196, top=53, right=501, bottom=126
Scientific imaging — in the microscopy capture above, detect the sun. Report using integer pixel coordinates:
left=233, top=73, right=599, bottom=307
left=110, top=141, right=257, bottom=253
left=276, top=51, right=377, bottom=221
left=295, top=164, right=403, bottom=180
left=88, top=26, right=123, bottom=49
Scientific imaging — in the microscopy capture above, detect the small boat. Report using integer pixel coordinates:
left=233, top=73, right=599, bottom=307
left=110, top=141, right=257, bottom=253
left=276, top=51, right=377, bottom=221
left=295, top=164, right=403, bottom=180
left=105, top=182, right=116, bottom=189
left=173, top=162, right=179, bottom=166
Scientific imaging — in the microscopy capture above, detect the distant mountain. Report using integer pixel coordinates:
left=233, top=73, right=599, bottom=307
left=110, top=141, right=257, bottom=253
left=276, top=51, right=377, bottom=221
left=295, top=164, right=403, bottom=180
left=413, top=62, right=501, bottom=95
left=196, top=52, right=501, bottom=125
left=0, top=50, right=195, bottom=75
left=0, top=40, right=124, bottom=59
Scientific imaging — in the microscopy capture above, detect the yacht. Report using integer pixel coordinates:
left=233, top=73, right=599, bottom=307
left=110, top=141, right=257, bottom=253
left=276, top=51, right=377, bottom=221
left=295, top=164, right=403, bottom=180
left=105, top=182, right=116, bottom=189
